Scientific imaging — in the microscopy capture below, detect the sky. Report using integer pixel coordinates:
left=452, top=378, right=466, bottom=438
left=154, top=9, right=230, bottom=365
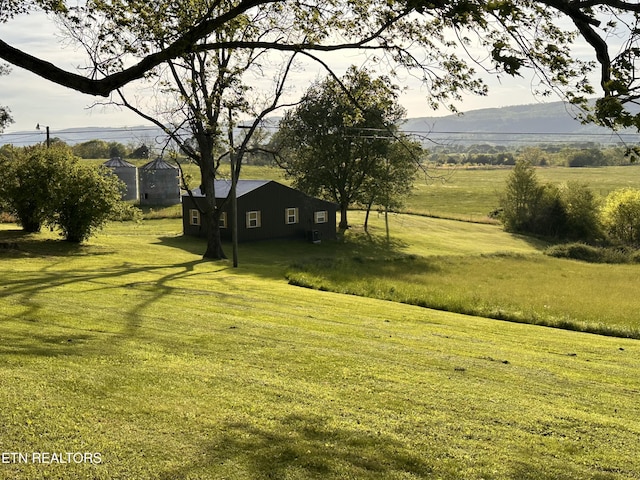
left=0, top=10, right=597, bottom=142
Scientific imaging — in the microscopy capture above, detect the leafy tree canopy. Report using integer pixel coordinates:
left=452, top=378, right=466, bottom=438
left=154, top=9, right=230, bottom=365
left=3, top=0, right=640, bottom=128
left=276, top=66, right=414, bottom=230
left=0, top=63, right=13, bottom=132
left=0, top=144, right=129, bottom=241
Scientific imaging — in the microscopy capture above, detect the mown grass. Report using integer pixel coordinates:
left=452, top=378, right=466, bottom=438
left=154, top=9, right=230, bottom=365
left=286, top=211, right=640, bottom=339
left=0, top=220, right=639, bottom=479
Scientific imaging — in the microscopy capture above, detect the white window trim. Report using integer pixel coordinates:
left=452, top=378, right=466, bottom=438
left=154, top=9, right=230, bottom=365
left=285, top=207, right=299, bottom=225
left=219, top=211, right=227, bottom=229
left=190, top=209, right=201, bottom=226
left=314, top=210, right=328, bottom=224
left=246, top=210, right=261, bottom=228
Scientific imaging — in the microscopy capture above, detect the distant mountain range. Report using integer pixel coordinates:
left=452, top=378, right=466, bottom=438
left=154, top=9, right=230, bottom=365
left=2, top=101, right=639, bottom=147
left=403, top=101, right=640, bottom=146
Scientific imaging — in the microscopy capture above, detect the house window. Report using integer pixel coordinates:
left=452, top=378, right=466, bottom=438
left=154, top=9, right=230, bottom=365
left=314, top=210, right=328, bottom=224
left=190, top=209, right=201, bottom=226
left=285, top=207, right=299, bottom=224
left=219, top=211, right=227, bottom=229
left=246, top=210, right=261, bottom=228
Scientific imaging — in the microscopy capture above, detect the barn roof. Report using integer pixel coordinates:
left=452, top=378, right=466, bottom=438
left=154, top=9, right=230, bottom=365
left=103, top=157, right=135, bottom=168
left=187, top=180, right=270, bottom=198
left=184, top=180, right=337, bottom=207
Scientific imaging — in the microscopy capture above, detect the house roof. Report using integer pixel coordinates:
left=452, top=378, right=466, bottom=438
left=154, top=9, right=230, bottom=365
left=184, top=179, right=337, bottom=207
left=186, top=180, right=271, bottom=198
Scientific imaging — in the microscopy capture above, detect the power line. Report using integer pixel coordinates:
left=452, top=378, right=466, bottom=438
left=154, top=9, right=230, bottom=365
left=2, top=124, right=639, bottom=148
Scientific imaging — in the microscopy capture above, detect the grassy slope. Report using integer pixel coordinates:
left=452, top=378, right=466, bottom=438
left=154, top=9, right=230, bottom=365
left=1, top=221, right=639, bottom=479
left=287, top=212, right=640, bottom=338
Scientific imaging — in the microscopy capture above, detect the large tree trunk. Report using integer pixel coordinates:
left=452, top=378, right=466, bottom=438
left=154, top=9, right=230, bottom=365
left=203, top=215, right=226, bottom=259
left=200, top=161, right=227, bottom=260
left=339, top=203, right=349, bottom=231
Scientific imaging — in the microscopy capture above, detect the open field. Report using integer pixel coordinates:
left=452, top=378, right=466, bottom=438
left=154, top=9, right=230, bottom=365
left=1, top=163, right=639, bottom=478
left=94, top=159, right=640, bottom=221
left=287, top=211, right=640, bottom=338
left=404, top=164, right=640, bottom=221
left=211, top=163, right=640, bottom=222
left=1, top=219, right=640, bottom=479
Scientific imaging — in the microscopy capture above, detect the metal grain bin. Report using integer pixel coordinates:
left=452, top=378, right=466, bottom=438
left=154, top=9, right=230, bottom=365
left=102, top=157, right=139, bottom=201
left=139, top=157, right=181, bottom=206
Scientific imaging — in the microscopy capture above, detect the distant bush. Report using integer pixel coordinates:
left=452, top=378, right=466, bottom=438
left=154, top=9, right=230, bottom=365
left=467, top=153, right=515, bottom=166
left=130, top=144, right=150, bottom=159
left=566, top=148, right=606, bottom=167
left=546, top=243, right=640, bottom=264
left=601, top=188, right=640, bottom=246
left=560, top=181, right=603, bottom=242
left=500, top=161, right=603, bottom=242
left=72, top=140, right=130, bottom=159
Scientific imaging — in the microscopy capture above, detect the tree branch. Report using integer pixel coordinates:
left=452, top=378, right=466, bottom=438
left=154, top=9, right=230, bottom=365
left=0, top=0, right=277, bottom=96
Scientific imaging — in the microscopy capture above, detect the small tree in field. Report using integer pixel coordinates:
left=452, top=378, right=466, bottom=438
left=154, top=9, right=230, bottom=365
left=0, top=145, right=69, bottom=232
left=0, top=144, right=127, bottom=242
left=361, top=137, right=421, bottom=235
left=500, top=159, right=544, bottom=233
left=52, top=162, right=126, bottom=243
left=601, top=189, right=640, bottom=246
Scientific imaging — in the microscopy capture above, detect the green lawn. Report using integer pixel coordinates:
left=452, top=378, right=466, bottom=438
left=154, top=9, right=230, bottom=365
left=1, top=220, right=639, bottom=479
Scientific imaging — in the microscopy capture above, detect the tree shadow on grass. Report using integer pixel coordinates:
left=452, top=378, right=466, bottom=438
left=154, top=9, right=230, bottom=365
left=505, top=231, right=552, bottom=252
left=155, top=231, right=412, bottom=277
left=0, top=257, right=219, bottom=357
left=0, top=332, right=100, bottom=358
left=0, top=227, right=116, bottom=257
left=336, top=229, right=410, bottom=261
left=157, top=413, right=440, bottom=480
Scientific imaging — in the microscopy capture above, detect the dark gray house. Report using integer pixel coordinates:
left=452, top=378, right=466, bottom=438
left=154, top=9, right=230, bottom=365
left=182, top=180, right=337, bottom=242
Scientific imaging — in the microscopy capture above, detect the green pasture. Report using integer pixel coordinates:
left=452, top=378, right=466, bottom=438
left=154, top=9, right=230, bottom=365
left=405, top=164, right=640, bottom=221
left=287, top=211, right=640, bottom=339
left=0, top=219, right=639, bottom=479
left=96, top=159, right=640, bottom=222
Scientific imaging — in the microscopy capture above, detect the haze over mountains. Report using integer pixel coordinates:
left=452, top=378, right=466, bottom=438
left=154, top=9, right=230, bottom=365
left=2, top=101, right=639, bottom=148
left=403, top=101, right=640, bottom=146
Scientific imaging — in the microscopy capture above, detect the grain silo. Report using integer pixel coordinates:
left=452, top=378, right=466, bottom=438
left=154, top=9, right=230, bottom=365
left=102, top=157, right=139, bottom=201
left=139, top=157, right=181, bottom=206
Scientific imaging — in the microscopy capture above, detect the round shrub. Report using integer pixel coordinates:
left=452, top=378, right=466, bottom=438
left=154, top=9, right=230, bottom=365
left=601, top=188, right=640, bottom=246
left=545, top=243, right=603, bottom=262
left=559, top=181, right=603, bottom=242
left=0, top=144, right=127, bottom=242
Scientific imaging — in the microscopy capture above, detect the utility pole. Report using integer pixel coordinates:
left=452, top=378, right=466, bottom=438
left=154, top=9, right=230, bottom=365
left=36, top=123, right=50, bottom=148
left=228, top=108, right=239, bottom=268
